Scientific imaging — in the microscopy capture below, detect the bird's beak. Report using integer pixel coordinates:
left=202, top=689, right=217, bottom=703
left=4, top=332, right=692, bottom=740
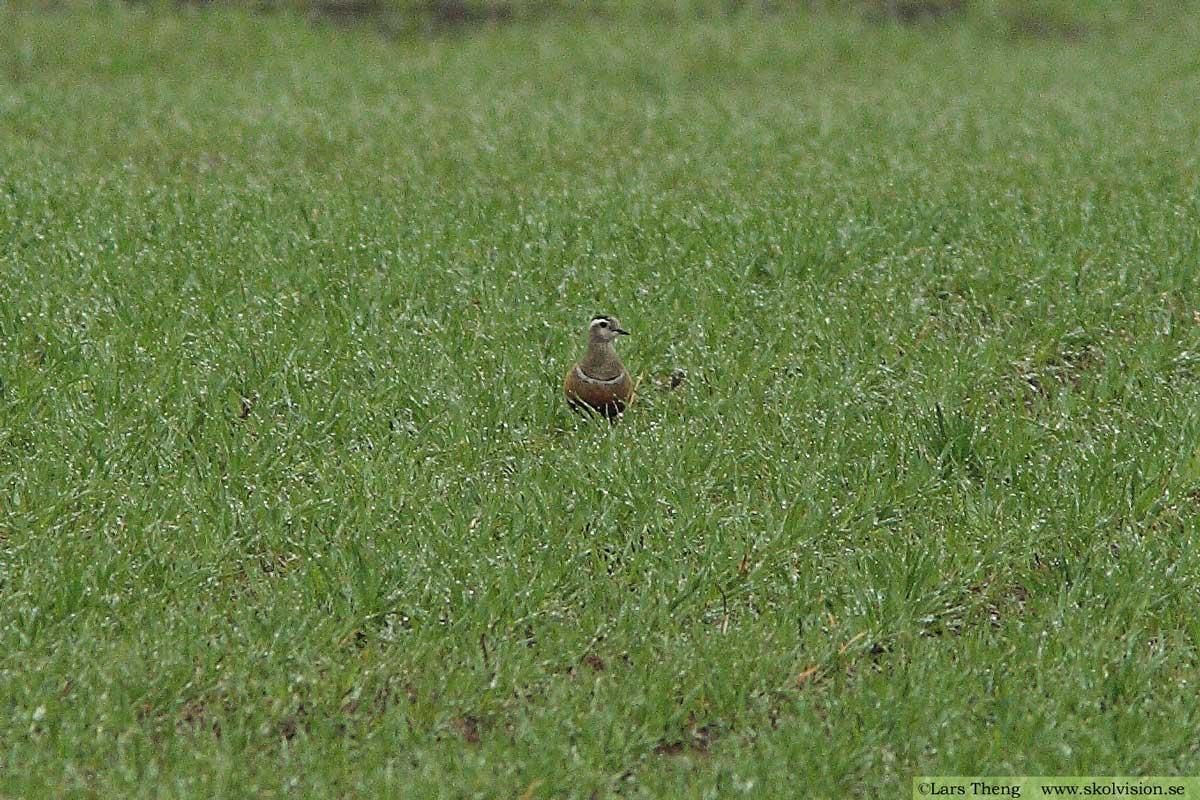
left=615, top=327, right=630, bottom=336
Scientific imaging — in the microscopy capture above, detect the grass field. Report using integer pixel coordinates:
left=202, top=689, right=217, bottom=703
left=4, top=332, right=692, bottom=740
left=3, top=2, right=1200, bottom=796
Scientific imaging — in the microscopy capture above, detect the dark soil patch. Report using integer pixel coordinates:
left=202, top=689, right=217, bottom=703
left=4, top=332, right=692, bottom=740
left=865, top=0, right=965, bottom=25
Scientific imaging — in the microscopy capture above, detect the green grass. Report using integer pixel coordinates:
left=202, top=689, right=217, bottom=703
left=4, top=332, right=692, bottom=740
left=3, top=2, right=1200, bottom=796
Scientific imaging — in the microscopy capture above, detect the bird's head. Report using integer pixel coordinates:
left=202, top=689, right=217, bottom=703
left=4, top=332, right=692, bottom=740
left=588, top=315, right=629, bottom=344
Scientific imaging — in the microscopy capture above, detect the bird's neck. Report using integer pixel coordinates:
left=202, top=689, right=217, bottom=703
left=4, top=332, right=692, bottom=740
left=579, top=341, right=623, bottom=380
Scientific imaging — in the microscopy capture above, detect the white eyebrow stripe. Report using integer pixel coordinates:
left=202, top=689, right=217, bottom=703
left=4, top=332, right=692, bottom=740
left=574, top=367, right=626, bottom=386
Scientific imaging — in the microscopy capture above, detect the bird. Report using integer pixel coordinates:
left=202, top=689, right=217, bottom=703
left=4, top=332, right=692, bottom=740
left=563, top=315, right=633, bottom=418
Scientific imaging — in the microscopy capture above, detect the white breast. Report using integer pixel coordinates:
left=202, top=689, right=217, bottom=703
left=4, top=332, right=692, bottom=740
left=574, top=367, right=626, bottom=386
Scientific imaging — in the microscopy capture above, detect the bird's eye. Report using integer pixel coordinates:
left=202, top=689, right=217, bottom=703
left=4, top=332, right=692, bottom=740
left=598, top=320, right=608, bottom=328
